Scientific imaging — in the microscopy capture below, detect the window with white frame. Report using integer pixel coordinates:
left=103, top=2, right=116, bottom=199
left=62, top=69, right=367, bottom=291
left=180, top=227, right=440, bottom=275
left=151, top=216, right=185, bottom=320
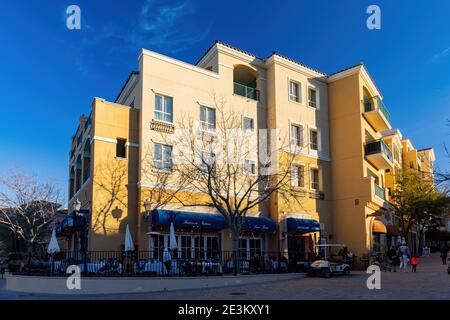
left=290, top=124, right=304, bottom=148
left=308, top=87, right=317, bottom=108
left=310, top=168, right=320, bottom=190
left=200, top=105, right=216, bottom=132
left=289, top=81, right=301, bottom=103
left=309, top=128, right=319, bottom=151
left=154, top=143, right=172, bottom=171
left=243, top=116, right=254, bottom=132
left=291, top=165, right=305, bottom=188
left=244, top=159, right=256, bottom=175
left=239, top=237, right=262, bottom=260
left=154, top=94, right=173, bottom=123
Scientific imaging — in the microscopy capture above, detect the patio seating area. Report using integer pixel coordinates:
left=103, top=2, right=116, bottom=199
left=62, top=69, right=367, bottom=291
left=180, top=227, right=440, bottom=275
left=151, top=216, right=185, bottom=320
left=13, top=250, right=303, bottom=277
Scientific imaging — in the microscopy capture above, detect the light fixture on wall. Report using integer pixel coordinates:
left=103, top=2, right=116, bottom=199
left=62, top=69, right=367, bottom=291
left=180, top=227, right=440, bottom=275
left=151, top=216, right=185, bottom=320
left=111, top=206, right=123, bottom=221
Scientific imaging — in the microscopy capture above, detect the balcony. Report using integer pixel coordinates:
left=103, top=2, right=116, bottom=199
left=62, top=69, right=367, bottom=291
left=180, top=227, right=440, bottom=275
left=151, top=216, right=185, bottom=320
left=374, top=183, right=385, bottom=201
left=365, top=140, right=394, bottom=169
left=234, top=82, right=259, bottom=101
left=363, top=96, right=391, bottom=131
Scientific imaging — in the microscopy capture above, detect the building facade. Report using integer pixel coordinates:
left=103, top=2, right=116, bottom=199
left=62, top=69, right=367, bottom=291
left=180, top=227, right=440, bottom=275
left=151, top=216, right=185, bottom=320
left=60, top=41, right=435, bottom=260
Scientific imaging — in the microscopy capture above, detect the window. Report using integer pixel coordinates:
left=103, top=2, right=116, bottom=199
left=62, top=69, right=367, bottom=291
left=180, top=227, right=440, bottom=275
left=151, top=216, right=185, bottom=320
left=311, top=168, right=320, bottom=190
left=239, top=238, right=262, bottom=260
left=154, top=143, right=172, bottom=171
left=200, top=151, right=216, bottom=172
left=409, top=161, right=414, bottom=169
left=308, top=87, right=317, bottom=108
left=310, top=129, right=318, bottom=151
left=291, top=165, right=305, bottom=188
left=289, top=81, right=301, bottom=103
left=243, top=117, right=254, bottom=132
left=200, top=106, right=216, bottom=131
left=290, top=124, right=303, bottom=148
left=154, top=94, right=173, bottom=123
left=244, top=159, right=256, bottom=175
left=116, top=138, right=127, bottom=158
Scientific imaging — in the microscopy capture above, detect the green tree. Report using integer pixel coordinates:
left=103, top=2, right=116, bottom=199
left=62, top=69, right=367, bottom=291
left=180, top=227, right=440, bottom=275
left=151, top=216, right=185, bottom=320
left=391, top=170, right=436, bottom=245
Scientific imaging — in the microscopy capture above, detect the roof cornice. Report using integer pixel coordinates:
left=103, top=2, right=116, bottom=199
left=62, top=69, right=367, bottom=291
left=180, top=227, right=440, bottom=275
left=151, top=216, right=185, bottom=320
left=265, top=54, right=327, bottom=80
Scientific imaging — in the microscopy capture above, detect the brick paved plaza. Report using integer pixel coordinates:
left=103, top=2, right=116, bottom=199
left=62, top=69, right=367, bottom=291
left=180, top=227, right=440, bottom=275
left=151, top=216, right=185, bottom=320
left=0, top=253, right=448, bottom=300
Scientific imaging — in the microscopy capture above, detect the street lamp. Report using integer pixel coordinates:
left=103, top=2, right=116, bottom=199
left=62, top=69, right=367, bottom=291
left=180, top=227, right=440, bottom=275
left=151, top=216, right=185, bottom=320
left=72, top=198, right=87, bottom=275
left=73, top=198, right=81, bottom=213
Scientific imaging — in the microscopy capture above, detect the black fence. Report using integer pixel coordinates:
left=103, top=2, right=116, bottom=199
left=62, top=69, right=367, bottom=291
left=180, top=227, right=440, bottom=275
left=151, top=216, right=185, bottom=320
left=11, top=250, right=319, bottom=277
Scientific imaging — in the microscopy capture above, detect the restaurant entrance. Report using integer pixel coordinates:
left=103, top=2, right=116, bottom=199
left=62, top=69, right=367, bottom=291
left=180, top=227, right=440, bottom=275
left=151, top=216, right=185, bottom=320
left=287, top=234, right=316, bottom=261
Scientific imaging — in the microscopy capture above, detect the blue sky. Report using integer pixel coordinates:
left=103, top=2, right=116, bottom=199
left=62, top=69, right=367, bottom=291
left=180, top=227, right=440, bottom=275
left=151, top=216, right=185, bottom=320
left=0, top=0, right=449, bottom=200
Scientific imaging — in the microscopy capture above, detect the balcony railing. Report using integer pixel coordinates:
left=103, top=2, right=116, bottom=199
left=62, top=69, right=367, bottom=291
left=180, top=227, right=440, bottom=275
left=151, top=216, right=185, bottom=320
left=374, top=183, right=385, bottom=200
left=364, top=96, right=391, bottom=123
left=365, top=140, right=393, bottom=163
left=234, top=82, right=260, bottom=101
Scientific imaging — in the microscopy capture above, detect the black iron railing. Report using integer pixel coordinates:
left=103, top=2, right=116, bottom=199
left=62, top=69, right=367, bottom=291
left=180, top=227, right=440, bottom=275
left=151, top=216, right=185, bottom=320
left=13, top=250, right=321, bottom=277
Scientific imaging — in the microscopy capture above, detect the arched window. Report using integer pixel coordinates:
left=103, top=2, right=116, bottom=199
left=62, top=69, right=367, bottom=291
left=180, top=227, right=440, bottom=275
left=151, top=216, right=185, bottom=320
left=233, top=65, right=259, bottom=100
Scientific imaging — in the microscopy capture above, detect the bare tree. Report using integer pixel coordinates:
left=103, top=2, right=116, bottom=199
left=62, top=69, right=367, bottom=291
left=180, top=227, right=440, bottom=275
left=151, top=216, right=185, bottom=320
left=0, top=171, right=62, bottom=261
left=166, top=95, right=303, bottom=273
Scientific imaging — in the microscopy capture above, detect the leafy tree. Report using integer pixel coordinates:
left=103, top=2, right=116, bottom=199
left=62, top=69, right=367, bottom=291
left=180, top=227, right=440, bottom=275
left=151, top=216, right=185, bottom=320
left=391, top=168, right=449, bottom=253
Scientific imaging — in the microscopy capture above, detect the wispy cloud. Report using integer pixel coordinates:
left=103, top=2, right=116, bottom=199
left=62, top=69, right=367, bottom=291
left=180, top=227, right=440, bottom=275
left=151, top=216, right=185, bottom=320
left=432, top=46, right=450, bottom=62
left=129, top=0, right=211, bottom=53
left=67, top=1, right=211, bottom=75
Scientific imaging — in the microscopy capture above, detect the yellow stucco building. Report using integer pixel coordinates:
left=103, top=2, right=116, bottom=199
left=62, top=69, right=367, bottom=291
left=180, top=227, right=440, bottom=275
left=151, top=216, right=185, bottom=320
left=60, top=41, right=435, bottom=262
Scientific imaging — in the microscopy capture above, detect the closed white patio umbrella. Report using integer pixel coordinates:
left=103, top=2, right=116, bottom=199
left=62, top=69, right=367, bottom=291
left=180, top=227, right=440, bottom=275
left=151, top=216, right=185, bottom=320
left=124, top=224, right=135, bottom=252
left=47, top=228, right=60, bottom=274
left=169, top=222, right=178, bottom=250
left=47, top=229, right=60, bottom=254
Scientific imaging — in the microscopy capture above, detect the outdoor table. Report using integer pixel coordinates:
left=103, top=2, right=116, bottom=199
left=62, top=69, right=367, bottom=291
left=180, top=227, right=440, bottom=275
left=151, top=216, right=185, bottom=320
left=199, top=261, right=223, bottom=274
left=78, top=262, right=123, bottom=274
left=137, top=261, right=166, bottom=275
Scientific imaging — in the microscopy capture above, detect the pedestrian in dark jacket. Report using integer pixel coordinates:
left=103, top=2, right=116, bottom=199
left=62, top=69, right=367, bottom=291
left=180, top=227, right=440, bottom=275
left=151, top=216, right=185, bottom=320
left=440, top=246, right=448, bottom=265
left=387, top=246, right=398, bottom=272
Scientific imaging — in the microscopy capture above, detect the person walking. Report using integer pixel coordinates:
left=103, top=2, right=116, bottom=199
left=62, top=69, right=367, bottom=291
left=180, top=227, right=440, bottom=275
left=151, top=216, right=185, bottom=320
left=410, top=255, right=419, bottom=272
left=387, top=245, right=397, bottom=272
left=163, top=247, right=172, bottom=277
left=399, top=242, right=410, bottom=272
left=439, top=246, right=448, bottom=265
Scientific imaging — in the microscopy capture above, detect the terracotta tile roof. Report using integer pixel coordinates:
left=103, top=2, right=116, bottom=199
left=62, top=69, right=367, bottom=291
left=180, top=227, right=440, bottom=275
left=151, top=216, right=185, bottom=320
left=269, top=51, right=326, bottom=76
left=195, top=41, right=326, bottom=76
left=195, top=40, right=264, bottom=65
left=328, top=62, right=363, bottom=77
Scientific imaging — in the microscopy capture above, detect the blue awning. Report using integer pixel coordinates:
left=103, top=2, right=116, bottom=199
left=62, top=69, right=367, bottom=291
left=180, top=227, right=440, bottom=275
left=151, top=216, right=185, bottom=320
left=152, top=210, right=229, bottom=230
left=151, top=210, right=276, bottom=232
left=242, top=216, right=276, bottom=233
left=286, top=218, right=320, bottom=233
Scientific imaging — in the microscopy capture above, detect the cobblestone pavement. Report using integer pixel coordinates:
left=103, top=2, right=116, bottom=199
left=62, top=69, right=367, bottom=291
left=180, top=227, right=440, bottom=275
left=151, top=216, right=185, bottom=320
left=0, top=253, right=448, bottom=300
